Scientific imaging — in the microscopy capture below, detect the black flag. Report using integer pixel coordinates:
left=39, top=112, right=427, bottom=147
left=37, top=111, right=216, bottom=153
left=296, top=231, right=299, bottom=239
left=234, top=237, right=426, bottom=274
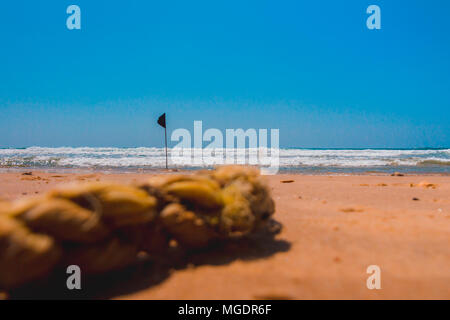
left=157, top=113, right=168, bottom=169
left=157, top=113, right=166, bottom=128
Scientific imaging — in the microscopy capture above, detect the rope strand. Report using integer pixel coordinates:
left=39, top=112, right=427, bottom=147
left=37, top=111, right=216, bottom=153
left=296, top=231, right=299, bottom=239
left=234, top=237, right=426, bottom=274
left=0, top=166, right=276, bottom=290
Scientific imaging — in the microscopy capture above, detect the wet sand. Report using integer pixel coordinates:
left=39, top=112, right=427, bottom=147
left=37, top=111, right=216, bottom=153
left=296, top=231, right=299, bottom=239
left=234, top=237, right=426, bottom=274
left=1, top=171, right=449, bottom=299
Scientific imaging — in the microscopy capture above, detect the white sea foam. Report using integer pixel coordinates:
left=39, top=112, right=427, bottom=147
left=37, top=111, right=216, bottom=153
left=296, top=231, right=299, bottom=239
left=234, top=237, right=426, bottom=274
left=0, top=147, right=449, bottom=172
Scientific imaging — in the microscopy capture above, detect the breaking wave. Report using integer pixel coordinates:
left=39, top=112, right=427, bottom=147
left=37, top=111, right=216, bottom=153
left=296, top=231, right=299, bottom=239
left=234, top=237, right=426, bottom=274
left=0, top=147, right=449, bottom=173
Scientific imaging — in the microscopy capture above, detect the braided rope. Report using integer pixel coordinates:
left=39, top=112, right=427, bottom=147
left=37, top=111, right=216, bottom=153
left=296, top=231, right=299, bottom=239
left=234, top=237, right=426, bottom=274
left=0, top=166, right=276, bottom=290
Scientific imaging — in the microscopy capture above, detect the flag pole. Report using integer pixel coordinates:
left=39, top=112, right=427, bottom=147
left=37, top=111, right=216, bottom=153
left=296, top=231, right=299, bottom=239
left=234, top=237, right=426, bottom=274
left=158, top=113, right=168, bottom=170
left=164, top=125, right=168, bottom=170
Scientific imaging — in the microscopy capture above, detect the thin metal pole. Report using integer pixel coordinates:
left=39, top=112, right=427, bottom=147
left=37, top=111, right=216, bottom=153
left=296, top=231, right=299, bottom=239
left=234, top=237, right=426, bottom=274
left=164, top=126, right=168, bottom=170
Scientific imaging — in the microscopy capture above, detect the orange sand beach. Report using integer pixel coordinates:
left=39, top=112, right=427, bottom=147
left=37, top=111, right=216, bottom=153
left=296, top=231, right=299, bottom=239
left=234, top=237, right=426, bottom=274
left=0, top=171, right=449, bottom=299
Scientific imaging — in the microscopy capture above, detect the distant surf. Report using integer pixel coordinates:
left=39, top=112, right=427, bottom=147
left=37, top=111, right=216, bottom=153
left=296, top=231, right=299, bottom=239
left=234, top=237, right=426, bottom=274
left=0, top=147, right=449, bottom=173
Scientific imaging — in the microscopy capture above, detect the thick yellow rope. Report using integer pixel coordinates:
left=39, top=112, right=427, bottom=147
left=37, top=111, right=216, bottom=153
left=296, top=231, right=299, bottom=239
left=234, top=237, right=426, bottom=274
left=0, top=166, right=276, bottom=290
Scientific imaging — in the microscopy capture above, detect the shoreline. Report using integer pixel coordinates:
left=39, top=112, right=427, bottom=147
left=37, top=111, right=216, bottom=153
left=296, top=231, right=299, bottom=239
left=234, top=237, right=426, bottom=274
left=0, top=167, right=449, bottom=176
left=2, top=147, right=449, bottom=176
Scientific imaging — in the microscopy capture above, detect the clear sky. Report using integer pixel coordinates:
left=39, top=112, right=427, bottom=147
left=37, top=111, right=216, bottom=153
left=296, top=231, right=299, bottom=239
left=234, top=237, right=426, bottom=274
left=0, top=0, right=449, bottom=148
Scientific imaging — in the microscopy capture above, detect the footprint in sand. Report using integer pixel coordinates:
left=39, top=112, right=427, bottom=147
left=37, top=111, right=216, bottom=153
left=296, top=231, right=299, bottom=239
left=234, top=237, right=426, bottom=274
left=410, top=181, right=438, bottom=189
left=339, top=207, right=364, bottom=213
left=418, top=181, right=438, bottom=189
left=21, top=176, right=42, bottom=181
left=253, top=293, right=294, bottom=300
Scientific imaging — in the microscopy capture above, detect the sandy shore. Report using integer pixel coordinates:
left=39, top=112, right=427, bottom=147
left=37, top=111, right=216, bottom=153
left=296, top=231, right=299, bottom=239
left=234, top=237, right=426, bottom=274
left=1, top=171, right=449, bottom=299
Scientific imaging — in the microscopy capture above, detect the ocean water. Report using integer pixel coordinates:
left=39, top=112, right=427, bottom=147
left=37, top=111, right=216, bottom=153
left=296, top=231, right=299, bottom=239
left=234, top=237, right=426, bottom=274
left=0, top=147, right=449, bottom=174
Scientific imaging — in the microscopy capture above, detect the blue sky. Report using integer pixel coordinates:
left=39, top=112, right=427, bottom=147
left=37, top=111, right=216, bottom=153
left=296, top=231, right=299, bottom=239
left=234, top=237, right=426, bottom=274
left=0, top=0, right=449, bottom=148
